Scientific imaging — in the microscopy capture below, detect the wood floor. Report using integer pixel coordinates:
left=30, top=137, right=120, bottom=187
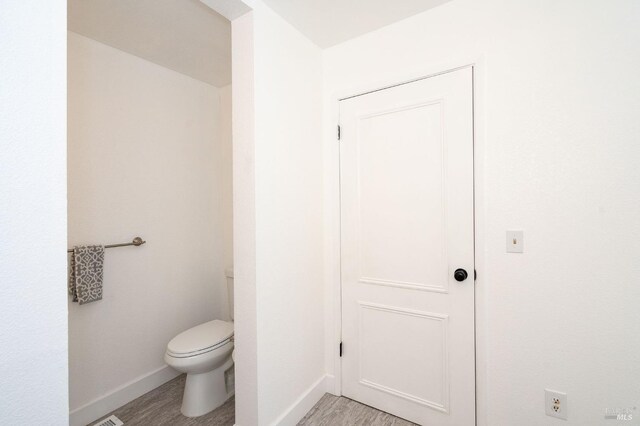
left=92, top=375, right=415, bottom=426
left=94, top=375, right=234, bottom=426
left=300, top=394, right=417, bottom=426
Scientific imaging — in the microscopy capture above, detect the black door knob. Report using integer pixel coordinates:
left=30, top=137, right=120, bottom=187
left=454, top=268, right=468, bottom=282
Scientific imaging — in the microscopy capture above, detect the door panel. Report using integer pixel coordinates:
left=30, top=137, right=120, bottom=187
left=340, top=67, right=474, bottom=426
left=358, top=101, right=448, bottom=292
left=358, top=302, right=448, bottom=411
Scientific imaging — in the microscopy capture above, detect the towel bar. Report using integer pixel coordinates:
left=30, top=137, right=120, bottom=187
left=67, top=237, right=145, bottom=253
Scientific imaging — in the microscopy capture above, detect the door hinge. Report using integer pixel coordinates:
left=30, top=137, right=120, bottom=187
left=339, top=341, right=343, bottom=357
left=474, top=269, right=477, bottom=280
left=337, top=125, right=341, bottom=140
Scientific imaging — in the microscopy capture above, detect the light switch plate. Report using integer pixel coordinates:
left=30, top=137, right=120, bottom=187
left=506, top=230, right=524, bottom=253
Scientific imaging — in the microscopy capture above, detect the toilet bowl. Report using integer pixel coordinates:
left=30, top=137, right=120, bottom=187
left=165, top=269, right=235, bottom=417
left=165, top=320, right=234, bottom=417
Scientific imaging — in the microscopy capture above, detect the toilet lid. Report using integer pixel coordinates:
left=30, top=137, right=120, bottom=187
left=167, top=320, right=234, bottom=356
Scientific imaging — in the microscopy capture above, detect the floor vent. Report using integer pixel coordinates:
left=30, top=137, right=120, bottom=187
left=92, top=415, right=124, bottom=426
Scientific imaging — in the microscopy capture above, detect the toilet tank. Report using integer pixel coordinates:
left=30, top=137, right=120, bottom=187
left=225, top=268, right=234, bottom=321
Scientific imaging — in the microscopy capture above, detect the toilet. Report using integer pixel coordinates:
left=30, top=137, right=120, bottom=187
left=165, top=269, right=235, bottom=417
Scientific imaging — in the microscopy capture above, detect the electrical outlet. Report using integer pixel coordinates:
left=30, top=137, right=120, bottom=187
left=545, top=389, right=567, bottom=420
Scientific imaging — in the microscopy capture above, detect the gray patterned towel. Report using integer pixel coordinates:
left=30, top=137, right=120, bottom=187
left=69, top=245, right=105, bottom=305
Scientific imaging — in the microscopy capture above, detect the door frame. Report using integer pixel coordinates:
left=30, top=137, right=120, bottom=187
left=325, top=57, right=487, bottom=426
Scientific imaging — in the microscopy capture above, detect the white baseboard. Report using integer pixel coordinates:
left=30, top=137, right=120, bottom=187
left=72, top=370, right=333, bottom=426
left=270, top=374, right=333, bottom=426
left=69, top=365, right=181, bottom=426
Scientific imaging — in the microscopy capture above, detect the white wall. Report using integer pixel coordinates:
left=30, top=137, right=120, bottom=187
left=67, top=32, right=232, bottom=420
left=0, top=1, right=68, bottom=424
left=323, top=1, right=640, bottom=425
left=220, top=83, right=235, bottom=320
left=220, top=84, right=234, bottom=273
left=231, top=1, right=326, bottom=424
left=231, top=11, right=259, bottom=425
left=253, top=3, right=325, bottom=424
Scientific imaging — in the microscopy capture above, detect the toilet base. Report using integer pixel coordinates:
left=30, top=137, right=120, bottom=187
left=181, top=356, right=234, bottom=417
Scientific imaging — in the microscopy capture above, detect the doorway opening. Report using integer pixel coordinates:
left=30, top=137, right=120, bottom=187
left=66, top=1, right=234, bottom=424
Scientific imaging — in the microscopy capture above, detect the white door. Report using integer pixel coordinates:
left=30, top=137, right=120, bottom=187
left=340, top=67, right=475, bottom=426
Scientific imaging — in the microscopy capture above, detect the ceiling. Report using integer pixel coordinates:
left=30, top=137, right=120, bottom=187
left=261, top=0, right=453, bottom=48
left=68, top=0, right=452, bottom=85
left=68, top=0, right=231, bottom=87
